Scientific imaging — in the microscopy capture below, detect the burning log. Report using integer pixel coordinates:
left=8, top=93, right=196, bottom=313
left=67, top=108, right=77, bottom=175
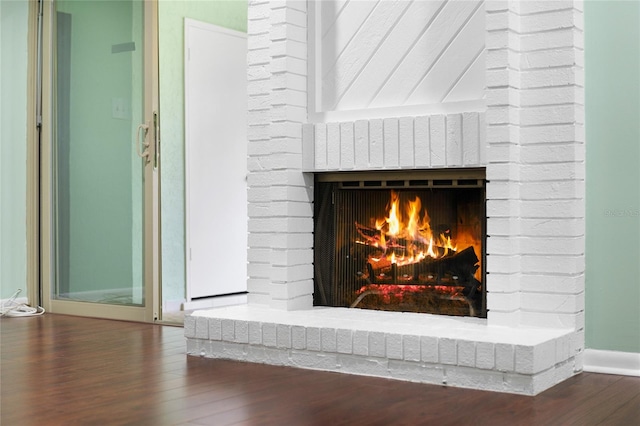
left=367, top=246, right=480, bottom=291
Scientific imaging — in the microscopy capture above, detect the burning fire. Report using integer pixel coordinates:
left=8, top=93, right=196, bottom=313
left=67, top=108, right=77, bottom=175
left=361, top=191, right=457, bottom=266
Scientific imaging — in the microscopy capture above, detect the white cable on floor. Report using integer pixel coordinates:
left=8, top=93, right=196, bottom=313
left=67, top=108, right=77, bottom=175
left=0, top=289, right=45, bottom=317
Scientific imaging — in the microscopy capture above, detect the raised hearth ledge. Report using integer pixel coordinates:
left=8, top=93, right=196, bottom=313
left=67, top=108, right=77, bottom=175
left=185, top=305, right=578, bottom=395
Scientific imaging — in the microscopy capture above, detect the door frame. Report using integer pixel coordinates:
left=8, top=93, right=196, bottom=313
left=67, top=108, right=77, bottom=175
left=31, top=0, right=160, bottom=322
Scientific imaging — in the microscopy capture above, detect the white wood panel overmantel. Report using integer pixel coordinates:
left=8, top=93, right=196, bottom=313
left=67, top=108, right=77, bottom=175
left=308, top=0, right=487, bottom=123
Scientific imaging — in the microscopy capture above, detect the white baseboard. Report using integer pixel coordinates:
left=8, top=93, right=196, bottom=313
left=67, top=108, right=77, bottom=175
left=183, top=293, right=248, bottom=311
left=584, top=348, right=640, bottom=377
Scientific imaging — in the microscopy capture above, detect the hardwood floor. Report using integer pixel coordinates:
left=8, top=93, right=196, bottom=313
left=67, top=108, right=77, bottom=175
left=1, top=314, right=638, bottom=425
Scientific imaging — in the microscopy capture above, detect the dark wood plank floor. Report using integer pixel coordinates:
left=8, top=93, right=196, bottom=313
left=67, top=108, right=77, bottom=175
left=1, top=314, right=638, bottom=426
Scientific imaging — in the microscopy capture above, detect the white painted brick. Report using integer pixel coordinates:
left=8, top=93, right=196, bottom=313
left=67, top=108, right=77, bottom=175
left=248, top=217, right=313, bottom=234
left=270, top=121, right=302, bottom=138
left=327, top=122, right=340, bottom=169
left=270, top=39, right=306, bottom=60
left=270, top=22, right=306, bottom=43
left=248, top=2, right=270, bottom=20
left=386, top=334, right=403, bottom=360
left=519, top=274, right=584, bottom=294
left=383, top=118, right=399, bottom=167
left=353, top=330, right=369, bottom=356
left=520, top=29, right=581, bottom=52
left=519, top=9, right=579, bottom=33
left=479, top=113, right=487, bottom=165
left=270, top=185, right=314, bottom=203
left=515, top=1, right=573, bottom=15
left=314, top=123, right=327, bottom=169
left=340, top=122, right=355, bottom=169
left=272, top=88, right=307, bottom=107
left=420, top=336, right=438, bottom=363
left=264, top=201, right=312, bottom=218
left=302, top=123, right=314, bottom=170
left=292, top=325, right=306, bottom=349
left=247, top=293, right=270, bottom=306
left=457, top=340, right=476, bottom=367
left=221, top=319, right=235, bottom=342
left=336, top=329, right=353, bottom=354
left=369, top=332, right=386, bottom=358
left=209, top=318, right=222, bottom=341
left=487, top=235, right=518, bottom=255
left=248, top=33, right=270, bottom=51
left=430, top=115, right=446, bottom=167
left=271, top=248, right=313, bottom=266
left=487, top=217, right=518, bottom=236
left=184, top=316, right=196, bottom=338
left=520, top=105, right=577, bottom=126
left=248, top=48, right=270, bottom=66
left=486, top=254, right=522, bottom=274
left=247, top=94, right=271, bottom=112
left=487, top=291, right=520, bottom=312
left=369, top=119, right=384, bottom=167
left=388, top=361, right=444, bottom=385
left=270, top=278, right=313, bottom=298
left=520, top=123, right=581, bottom=144
left=272, top=104, right=307, bottom=123
left=439, top=338, right=457, bottom=365
left=234, top=321, right=248, bottom=344
left=402, top=335, right=421, bottom=362
left=321, top=328, right=337, bottom=352
left=446, top=366, right=505, bottom=392
left=269, top=233, right=313, bottom=250
left=306, top=327, right=321, bottom=351
left=414, top=116, right=430, bottom=167
left=520, top=237, right=584, bottom=256
left=272, top=56, right=306, bottom=75
left=195, top=317, right=209, bottom=339
left=462, top=112, right=480, bottom=165
left=339, top=354, right=389, bottom=378
left=248, top=18, right=270, bottom=36
left=262, top=323, right=277, bottom=347
left=520, top=199, right=584, bottom=219
left=486, top=199, right=520, bottom=218
left=354, top=120, right=369, bottom=169
left=248, top=64, right=271, bottom=81
left=291, top=352, right=339, bottom=371
left=487, top=272, right=522, bottom=293
left=446, top=114, right=463, bottom=166
left=276, top=324, right=292, bottom=348
left=269, top=6, right=306, bottom=27
left=476, top=342, right=495, bottom=369
left=249, top=321, right=262, bottom=344
left=272, top=72, right=306, bottom=92
left=495, top=343, right=515, bottom=372
left=248, top=123, right=270, bottom=141
left=522, top=255, right=584, bottom=275
left=521, top=292, right=584, bottom=315
left=520, top=67, right=578, bottom=89
left=399, top=117, right=414, bottom=167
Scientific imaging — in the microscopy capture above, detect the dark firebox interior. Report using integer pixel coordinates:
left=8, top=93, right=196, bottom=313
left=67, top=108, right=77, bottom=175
left=314, top=171, right=486, bottom=318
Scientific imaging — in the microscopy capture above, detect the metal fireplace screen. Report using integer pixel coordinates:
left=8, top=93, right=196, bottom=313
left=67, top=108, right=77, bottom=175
left=314, top=170, right=486, bottom=318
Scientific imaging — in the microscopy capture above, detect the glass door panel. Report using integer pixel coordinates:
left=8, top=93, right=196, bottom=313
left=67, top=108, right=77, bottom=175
left=42, top=0, right=158, bottom=321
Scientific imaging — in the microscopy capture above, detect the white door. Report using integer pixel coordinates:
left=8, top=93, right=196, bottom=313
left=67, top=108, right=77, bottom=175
left=185, top=19, right=248, bottom=300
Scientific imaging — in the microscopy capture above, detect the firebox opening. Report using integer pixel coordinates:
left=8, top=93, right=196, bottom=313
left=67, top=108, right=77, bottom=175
left=314, top=169, right=487, bottom=318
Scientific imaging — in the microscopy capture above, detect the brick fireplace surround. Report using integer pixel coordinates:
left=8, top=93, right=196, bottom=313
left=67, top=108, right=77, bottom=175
left=185, top=0, right=585, bottom=395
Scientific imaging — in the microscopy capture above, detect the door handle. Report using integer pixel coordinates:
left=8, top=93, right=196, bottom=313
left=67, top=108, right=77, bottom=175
left=136, top=123, right=150, bottom=161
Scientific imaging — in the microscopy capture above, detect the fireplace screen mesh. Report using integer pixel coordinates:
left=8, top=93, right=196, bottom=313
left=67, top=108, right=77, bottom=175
left=314, top=171, right=486, bottom=318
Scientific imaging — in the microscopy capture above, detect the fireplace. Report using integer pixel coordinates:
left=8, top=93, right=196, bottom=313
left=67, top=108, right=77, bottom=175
left=185, top=0, right=585, bottom=396
left=314, top=170, right=486, bottom=318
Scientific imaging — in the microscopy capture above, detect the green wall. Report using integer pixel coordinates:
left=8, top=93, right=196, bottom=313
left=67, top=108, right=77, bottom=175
left=56, top=0, right=143, bottom=297
left=585, top=1, right=640, bottom=353
left=0, top=0, right=29, bottom=299
left=158, top=0, right=247, bottom=306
